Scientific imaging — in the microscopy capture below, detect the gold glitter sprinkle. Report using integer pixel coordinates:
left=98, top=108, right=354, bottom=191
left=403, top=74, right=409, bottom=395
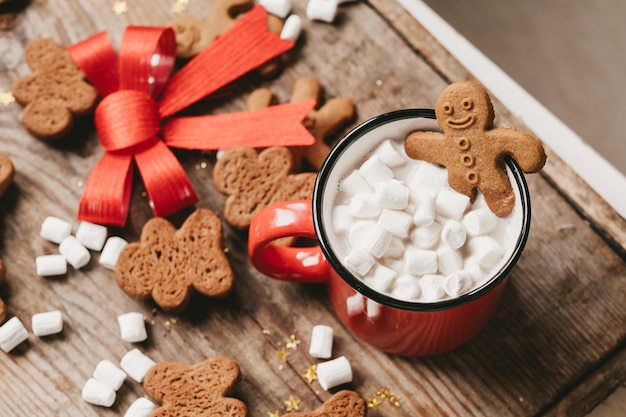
left=170, top=317, right=178, bottom=324
left=112, top=1, right=129, bottom=15
left=268, top=411, right=280, bottom=417
left=367, top=397, right=381, bottom=409
left=284, top=396, right=300, bottom=412
left=171, top=0, right=189, bottom=13
left=262, top=329, right=271, bottom=335
left=388, top=394, right=401, bottom=407
left=285, top=334, right=300, bottom=350
left=0, top=91, right=15, bottom=106
left=223, top=247, right=230, bottom=253
left=302, top=365, right=317, bottom=383
left=275, top=347, right=290, bottom=362
left=376, top=387, right=390, bottom=398
left=76, top=180, right=84, bottom=188
left=200, top=162, right=207, bottom=169
left=278, top=364, right=284, bottom=371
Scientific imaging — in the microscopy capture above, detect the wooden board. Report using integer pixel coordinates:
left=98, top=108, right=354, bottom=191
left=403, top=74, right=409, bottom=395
left=0, top=1, right=624, bottom=416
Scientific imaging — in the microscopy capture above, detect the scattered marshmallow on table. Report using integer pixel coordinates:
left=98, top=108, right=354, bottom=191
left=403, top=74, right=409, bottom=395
left=36, top=254, right=67, bottom=276
left=118, top=312, right=148, bottom=343
left=124, top=397, right=156, bottom=417
left=40, top=216, right=72, bottom=244
left=0, top=317, right=29, bottom=353
left=309, top=325, right=333, bottom=359
left=31, top=310, right=63, bottom=337
left=82, top=378, right=116, bottom=407
left=259, top=0, right=291, bottom=18
left=316, top=356, right=353, bottom=390
left=76, top=221, right=108, bottom=251
left=280, top=14, right=302, bottom=41
left=59, top=235, right=90, bottom=269
left=120, top=349, right=156, bottom=383
left=93, top=360, right=127, bottom=391
left=306, top=0, right=338, bottom=23
left=99, top=236, right=128, bottom=270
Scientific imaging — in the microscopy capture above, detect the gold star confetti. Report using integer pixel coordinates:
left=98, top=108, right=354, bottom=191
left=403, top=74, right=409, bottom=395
left=285, top=334, right=301, bottom=350
left=376, top=387, right=390, bottom=398
left=268, top=411, right=280, bottom=417
left=275, top=346, right=290, bottom=362
left=388, top=394, right=401, bottom=407
left=170, top=0, right=189, bottom=13
left=367, top=397, right=381, bottom=409
left=302, top=364, right=317, bottom=383
left=112, top=1, right=129, bottom=15
left=284, top=396, right=300, bottom=412
left=0, top=91, right=15, bottom=106
left=262, top=329, right=271, bottom=335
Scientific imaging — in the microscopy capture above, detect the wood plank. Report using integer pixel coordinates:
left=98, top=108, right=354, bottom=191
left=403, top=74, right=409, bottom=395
left=0, top=1, right=624, bottom=416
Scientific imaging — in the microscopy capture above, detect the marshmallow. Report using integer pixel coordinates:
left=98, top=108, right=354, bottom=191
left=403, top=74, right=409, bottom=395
left=410, top=222, right=442, bottom=249
left=280, top=14, right=302, bottom=41
left=366, top=298, right=382, bottom=318
left=441, top=220, right=467, bottom=249
left=435, top=189, right=470, bottom=220
left=349, top=194, right=381, bottom=218
left=82, top=378, right=116, bottom=407
left=316, top=356, right=353, bottom=390
left=118, top=312, right=148, bottom=343
left=468, top=236, right=505, bottom=270
left=120, top=349, right=156, bottom=383
left=309, top=325, right=333, bottom=359
left=363, top=225, right=392, bottom=258
left=374, top=139, right=406, bottom=167
left=444, top=271, right=473, bottom=297
left=332, top=205, right=351, bottom=233
left=408, top=162, right=448, bottom=188
left=59, top=236, right=90, bottom=269
left=463, top=208, right=499, bottom=236
left=420, top=275, right=445, bottom=301
left=375, top=180, right=409, bottom=210
left=378, top=209, right=413, bottom=238
left=358, top=155, right=394, bottom=187
left=40, top=216, right=72, bottom=244
left=412, top=190, right=436, bottom=226
left=93, top=360, right=127, bottom=391
left=99, top=236, right=129, bottom=270
left=124, top=398, right=157, bottom=417
left=259, top=0, right=292, bottom=18
left=344, top=248, right=375, bottom=277
left=404, top=250, right=437, bottom=275
left=36, top=254, right=67, bottom=276
left=339, top=170, right=372, bottom=196
left=390, top=275, right=421, bottom=300
left=76, top=221, right=108, bottom=251
left=365, top=264, right=395, bottom=292
left=346, top=292, right=365, bottom=317
left=306, top=0, right=338, bottom=23
left=31, top=310, right=63, bottom=337
left=437, top=247, right=463, bottom=275
left=465, top=257, right=485, bottom=282
left=383, top=237, right=405, bottom=258
left=0, top=317, right=29, bottom=352
left=347, top=221, right=375, bottom=250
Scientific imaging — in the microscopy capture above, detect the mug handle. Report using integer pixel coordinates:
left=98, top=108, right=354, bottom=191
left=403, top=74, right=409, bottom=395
left=248, top=200, right=330, bottom=283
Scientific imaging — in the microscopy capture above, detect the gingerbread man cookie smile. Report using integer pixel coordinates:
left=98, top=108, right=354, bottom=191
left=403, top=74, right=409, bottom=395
left=405, top=81, right=546, bottom=217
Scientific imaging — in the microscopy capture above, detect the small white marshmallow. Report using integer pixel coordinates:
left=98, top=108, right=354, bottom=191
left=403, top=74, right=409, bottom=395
left=410, top=222, right=442, bottom=249
left=444, top=271, right=473, bottom=297
left=309, top=325, right=333, bottom=359
left=412, top=190, right=436, bottom=226
left=280, top=14, right=302, bottom=41
left=306, top=0, right=338, bottom=23
left=420, top=274, right=446, bottom=301
left=93, top=360, right=127, bottom=391
left=377, top=209, right=413, bottom=238
left=365, top=264, right=395, bottom=292
left=375, top=180, right=409, bottom=210
left=347, top=220, right=375, bottom=250
left=31, top=310, right=63, bottom=337
left=390, top=275, right=421, bottom=300
left=374, top=139, right=405, bottom=167
left=118, top=312, right=148, bottom=343
left=339, top=170, right=372, bottom=196
left=344, top=248, right=375, bottom=277
left=59, top=236, right=91, bottom=269
left=0, top=317, right=29, bottom=352
left=437, top=247, right=463, bottom=275
left=36, top=254, right=67, bottom=276
left=76, top=221, right=108, bottom=251
left=82, top=378, right=116, bottom=407
left=124, top=397, right=157, bottom=417
left=404, top=250, right=437, bottom=275
left=363, top=225, right=392, bottom=258
left=120, top=349, right=156, bottom=383
left=332, top=205, right=351, bottom=233
left=383, top=237, right=405, bottom=258
left=99, top=236, right=129, bottom=270
left=408, top=162, right=448, bottom=188
left=358, top=155, right=394, bottom=187
left=468, top=236, right=506, bottom=270
left=40, top=216, right=72, bottom=244
left=349, top=193, right=381, bottom=218
left=316, top=356, right=353, bottom=390
left=463, top=208, right=499, bottom=236
left=259, top=0, right=292, bottom=18
left=435, top=189, right=470, bottom=220
left=441, top=220, right=467, bottom=249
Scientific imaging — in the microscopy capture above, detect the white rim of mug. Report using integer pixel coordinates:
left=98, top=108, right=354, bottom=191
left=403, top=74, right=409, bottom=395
left=312, top=108, right=531, bottom=312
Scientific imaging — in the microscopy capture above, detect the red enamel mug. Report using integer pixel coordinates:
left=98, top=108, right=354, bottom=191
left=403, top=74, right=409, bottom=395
left=248, top=109, right=531, bottom=356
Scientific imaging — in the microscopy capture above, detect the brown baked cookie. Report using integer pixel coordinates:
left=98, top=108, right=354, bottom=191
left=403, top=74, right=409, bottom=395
left=143, top=356, right=247, bottom=417
left=283, top=390, right=367, bottom=417
left=289, top=77, right=356, bottom=171
left=213, top=146, right=316, bottom=229
left=404, top=81, right=546, bottom=217
left=11, top=38, right=98, bottom=141
left=115, top=209, right=234, bottom=313
left=0, top=154, right=13, bottom=323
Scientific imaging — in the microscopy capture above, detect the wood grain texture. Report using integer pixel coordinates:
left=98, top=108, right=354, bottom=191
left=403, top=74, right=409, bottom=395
left=0, top=1, right=624, bottom=416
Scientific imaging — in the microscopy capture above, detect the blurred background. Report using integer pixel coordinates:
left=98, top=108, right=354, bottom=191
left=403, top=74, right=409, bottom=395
left=423, top=0, right=626, bottom=176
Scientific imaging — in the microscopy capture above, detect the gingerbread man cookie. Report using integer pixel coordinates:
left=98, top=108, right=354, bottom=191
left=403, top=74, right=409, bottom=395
left=115, top=209, right=234, bottom=313
left=143, top=356, right=247, bottom=417
left=404, top=81, right=546, bottom=217
left=283, top=390, right=366, bottom=417
left=0, top=154, right=14, bottom=322
left=11, top=38, right=98, bottom=141
left=213, top=146, right=316, bottom=229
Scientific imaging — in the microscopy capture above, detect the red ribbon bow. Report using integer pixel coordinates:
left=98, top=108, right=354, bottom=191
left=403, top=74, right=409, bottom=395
left=68, top=6, right=315, bottom=226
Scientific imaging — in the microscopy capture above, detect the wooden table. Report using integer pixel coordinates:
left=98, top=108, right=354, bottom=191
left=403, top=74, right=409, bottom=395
left=1, top=1, right=625, bottom=416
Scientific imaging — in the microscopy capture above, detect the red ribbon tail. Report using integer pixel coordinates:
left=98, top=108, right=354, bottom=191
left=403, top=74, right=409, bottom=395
left=134, top=140, right=198, bottom=217
left=78, top=152, right=133, bottom=226
left=162, top=100, right=317, bottom=150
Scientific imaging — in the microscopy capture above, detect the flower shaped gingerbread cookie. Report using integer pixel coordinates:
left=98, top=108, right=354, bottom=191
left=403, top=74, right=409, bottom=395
left=143, top=356, right=247, bottom=417
left=405, top=81, right=546, bottom=217
left=0, top=154, right=14, bottom=322
left=115, top=209, right=234, bottom=312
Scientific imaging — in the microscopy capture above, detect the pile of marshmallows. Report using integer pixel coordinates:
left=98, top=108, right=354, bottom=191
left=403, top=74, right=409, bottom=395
left=333, top=138, right=512, bottom=303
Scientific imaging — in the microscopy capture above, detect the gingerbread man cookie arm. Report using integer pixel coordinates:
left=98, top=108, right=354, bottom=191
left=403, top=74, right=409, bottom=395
left=404, top=130, right=451, bottom=167
left=488, top=127, right=547, bottom=173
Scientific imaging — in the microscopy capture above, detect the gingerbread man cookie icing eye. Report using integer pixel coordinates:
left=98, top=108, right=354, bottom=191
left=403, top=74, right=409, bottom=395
left=404, top=81, right=546, bottom=217
left=143, top=356, right=247, bottom=417
left=282, top=390, right=367, bottom=417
